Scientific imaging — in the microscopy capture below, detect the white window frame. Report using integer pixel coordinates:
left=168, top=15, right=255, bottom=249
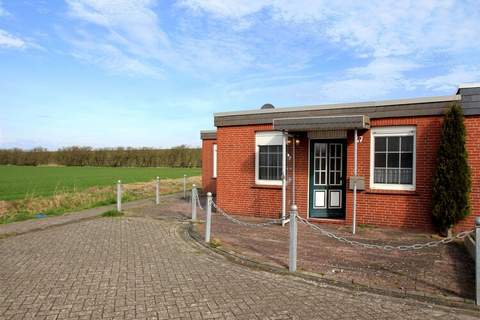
left=370, top=126, right=416, bottom=191
left=212, top=144, right=217, bottom=178
left=255, top=131, right=283, bottom=186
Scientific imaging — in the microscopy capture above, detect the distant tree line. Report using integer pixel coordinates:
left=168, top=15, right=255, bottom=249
left=0, top=146, right=201, bottom=167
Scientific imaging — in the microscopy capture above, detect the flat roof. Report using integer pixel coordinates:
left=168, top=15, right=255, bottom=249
left=200, top=130, right=217, bottom=140
left=214, top=95, right=460, bottom=118
left=214, top=94, right=464, bottom=127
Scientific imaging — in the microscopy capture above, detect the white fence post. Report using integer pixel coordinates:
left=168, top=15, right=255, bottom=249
left=476, top=217, right=480, bottom=306
left=155, top=176, right=160, bottom=205
left=205, top=192, right=212, bottom=243
left=183, top=174, right=187, bottom=200
left=289, top=204, right=298, bottom=272
left=191, top=184, right=197, bottom=221
left=116, top=180, right=122, bottom=212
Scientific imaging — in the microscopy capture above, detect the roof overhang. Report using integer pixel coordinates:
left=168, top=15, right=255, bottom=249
left=214, top=95, right=464, bottom=127
left=200, top=130, right=217, bottom=140
left=273, top=115, right=370, bottom=131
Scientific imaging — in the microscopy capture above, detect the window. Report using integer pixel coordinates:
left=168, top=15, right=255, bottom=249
left=213, top=144, right=217, bottom=178
left=255, top=131, right=284, bottom=185
left=370, top=127, right=416, bottom=190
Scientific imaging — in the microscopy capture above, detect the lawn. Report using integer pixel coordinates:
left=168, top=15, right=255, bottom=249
left=0, top=165, right=201, bottom=201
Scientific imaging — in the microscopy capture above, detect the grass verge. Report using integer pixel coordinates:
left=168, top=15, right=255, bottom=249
left=0, top=176, right=201, bottom=224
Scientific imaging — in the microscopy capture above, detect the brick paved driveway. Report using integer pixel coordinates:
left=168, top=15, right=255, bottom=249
left=0, top=217, right=477, bottom=320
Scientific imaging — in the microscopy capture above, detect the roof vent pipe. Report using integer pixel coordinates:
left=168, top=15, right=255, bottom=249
left=261, top=103, right=275, bottom=109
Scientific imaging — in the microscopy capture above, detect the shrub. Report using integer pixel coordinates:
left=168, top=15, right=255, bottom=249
left=431, top=103, right=472, bottom=235
left=101, top=210, right=123, bottom=217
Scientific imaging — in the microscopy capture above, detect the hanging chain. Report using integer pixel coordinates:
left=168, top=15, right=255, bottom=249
left=194, top=190, right=204, bottom=210
left=193, top=190, right=474, bottom=250
left=296, top=215, right=474, bottom=251
left=211, top=200, right=285, bottom=227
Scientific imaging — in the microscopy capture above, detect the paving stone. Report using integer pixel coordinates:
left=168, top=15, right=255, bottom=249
left=0, top=216, right=477, bottom=319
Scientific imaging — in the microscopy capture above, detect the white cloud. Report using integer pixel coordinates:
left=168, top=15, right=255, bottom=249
left=179, top=0, right=480, bottom=59
left=0, top=29, right=27, bottom=49
left=65, top=0, right=173, bottom=75
left=69, top=34, right=163, bottom=77
left=176, top=0, right=480, bottom=102
left=415, top=66, right=480, bottom=92
left=66, top=0, right=169, bottom=50
left=63, top=0, right=480, bottom=99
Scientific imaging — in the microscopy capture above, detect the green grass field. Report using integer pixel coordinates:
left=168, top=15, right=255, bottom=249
left=0, top=166, right=201, bottom=201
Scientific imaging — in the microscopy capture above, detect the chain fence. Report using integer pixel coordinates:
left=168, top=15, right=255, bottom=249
left=211, top=200, right=286, bottom=227
left=193, top=189, right=204, bottom=210
left=194, top=191, right=285, bottom=227
left=297, top=215, right=474, bottom=251
left=193, top=191, right=474, bottom=251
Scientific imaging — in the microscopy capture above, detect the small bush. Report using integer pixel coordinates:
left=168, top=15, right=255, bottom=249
left=101, top=210, right=123, bottom=217
left=209, top=238, right=221, bottom=248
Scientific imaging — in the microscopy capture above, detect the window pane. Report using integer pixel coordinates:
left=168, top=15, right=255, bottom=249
left=388, top=137, right=400, bottom=151
left=401, top=153, right=413, bottom=168
left=400, top=169, right=413, bottom=184
left=315, top=159, right=320, bottom=170
left=401, top=136, right=414, bottom=152
left=259, top=153, right=267, bottom=167
left=373, top=132, right=415, bottom=186
left=387, top=153, right=400, bottom=168
left=375, top=137, right=387, bottom=151
left=320, top=144, right=327, bottom=157
left=386, top=168, right=400, bottom=184
left=321, top=172, right=326, bottom=184
left=374, top=168, right=386, bottom=183
left=315, top=144, right=321, bottom=157
left=259, top=167, right=267, bottom=180
left=276, top=166, right=282, bottom=180
left=315, top=172, right=319, bottom=185
left=374, top=153, right=386, bottom=168
left=329, top=172, right=335, bottom=184
left=268, top=153, right=276, bottom=166
left=258, top=144, right=283, bottom=181
left=268, top=167, right=276, bottom=180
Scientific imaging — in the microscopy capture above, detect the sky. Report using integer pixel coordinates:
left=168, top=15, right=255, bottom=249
left=0, top=0, right=480, bottom=150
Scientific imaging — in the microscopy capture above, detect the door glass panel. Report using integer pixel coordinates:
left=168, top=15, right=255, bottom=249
left=314, top=143, right=327, bottom=185
left=328, top=143, right=342, bottom=185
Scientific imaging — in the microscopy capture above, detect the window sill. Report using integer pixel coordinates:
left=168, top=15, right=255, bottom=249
left=366, top=189, right=419, bottom=196
left=252, top=184, right=282, bottom=190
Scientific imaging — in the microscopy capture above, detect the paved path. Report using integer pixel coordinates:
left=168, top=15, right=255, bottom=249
left=0, top=216, right=477, bottom=320
left=0, top=199, right=156, bottom=237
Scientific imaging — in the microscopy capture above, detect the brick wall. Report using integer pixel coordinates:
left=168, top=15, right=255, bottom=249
left=215, top=116, right=480, bottom=232
left=201, top=139, right=216, bottom=194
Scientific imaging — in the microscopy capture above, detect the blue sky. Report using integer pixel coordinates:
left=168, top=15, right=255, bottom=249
left=1, top=0, right=479, bottom=149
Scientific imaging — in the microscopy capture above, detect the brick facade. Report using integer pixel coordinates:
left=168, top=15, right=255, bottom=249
left=201, top=138, right=217, bottom=194
left=214, top=116, right=480, bottom=232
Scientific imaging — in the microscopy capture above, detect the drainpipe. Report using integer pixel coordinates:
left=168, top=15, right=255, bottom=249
left=282, top=131, right=287, bottom=225
left=352, top=129, right=358, bottom=235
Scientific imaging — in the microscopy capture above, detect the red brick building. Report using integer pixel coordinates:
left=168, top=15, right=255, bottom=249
left=201, top=84, right=480, bottom=232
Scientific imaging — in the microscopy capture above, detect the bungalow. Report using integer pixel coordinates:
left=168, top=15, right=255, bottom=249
left=200, top=84, right=480, bottom=232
